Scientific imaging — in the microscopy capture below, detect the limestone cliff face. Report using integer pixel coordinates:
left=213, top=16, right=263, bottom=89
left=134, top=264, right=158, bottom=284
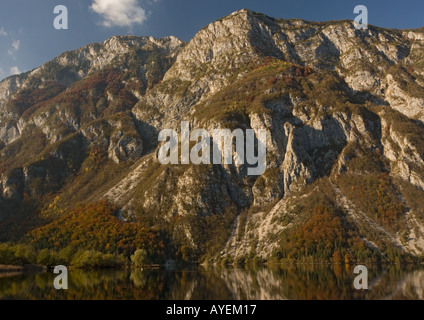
left=1, top=9, right=424, bottom=261
left=0, top=35, right=185, bottom=146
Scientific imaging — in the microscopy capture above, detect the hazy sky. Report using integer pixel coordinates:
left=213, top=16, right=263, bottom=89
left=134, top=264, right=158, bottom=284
left=1, top=0, right=424, bottom=81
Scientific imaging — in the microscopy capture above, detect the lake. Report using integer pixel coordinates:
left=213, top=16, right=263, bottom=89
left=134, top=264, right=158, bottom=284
left=0, top=264, right=423, bottom=300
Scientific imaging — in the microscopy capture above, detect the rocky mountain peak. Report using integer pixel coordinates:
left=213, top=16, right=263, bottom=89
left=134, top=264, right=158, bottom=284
left=163, top=9, right=281, bottom=82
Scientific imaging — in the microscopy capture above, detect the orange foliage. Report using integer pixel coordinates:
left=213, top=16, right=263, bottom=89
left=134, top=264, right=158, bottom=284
left=339, top=173, right=406, bottom=230
left=279, top=203, right=370, bottom=262
left=290, top=205, right=345, bottom=252
left=10, top=83, right=65, bottom=117
left=26, top=201, right=164, bottom=258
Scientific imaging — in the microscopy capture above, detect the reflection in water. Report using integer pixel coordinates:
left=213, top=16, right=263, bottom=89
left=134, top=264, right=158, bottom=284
left=0, top=265, right=423, bottom=300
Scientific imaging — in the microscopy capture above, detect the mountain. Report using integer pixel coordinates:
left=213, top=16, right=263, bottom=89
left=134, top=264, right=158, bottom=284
left=1, top=9, right=424, bottom=265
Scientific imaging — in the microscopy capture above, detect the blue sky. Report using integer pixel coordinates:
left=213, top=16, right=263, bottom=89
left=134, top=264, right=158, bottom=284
left=1, top=0, right=424, bottom=81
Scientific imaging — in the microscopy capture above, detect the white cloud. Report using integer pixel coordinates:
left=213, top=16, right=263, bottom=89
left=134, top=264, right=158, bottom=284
left=10, top=66, right=20, bottom=75
left=12, top=40, right=20, bottom=51
left=90, top=0, right=147, bottom=27
left=0, top=27, right=7, bottom=36
left=8, top=40, right=21, bottom=59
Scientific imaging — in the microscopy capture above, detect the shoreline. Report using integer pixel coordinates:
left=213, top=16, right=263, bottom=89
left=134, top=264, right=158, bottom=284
left=1, top=261, right=423, bottom=272
left=0, top=264, right=46, bottom=273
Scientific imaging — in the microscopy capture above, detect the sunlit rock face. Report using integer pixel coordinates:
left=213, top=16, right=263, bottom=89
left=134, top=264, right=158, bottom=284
left=1, top=9, right=424, bottom=262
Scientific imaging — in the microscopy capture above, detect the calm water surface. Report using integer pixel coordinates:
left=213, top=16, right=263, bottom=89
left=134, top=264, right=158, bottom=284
left=0, top=265, right=423, bottom=300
